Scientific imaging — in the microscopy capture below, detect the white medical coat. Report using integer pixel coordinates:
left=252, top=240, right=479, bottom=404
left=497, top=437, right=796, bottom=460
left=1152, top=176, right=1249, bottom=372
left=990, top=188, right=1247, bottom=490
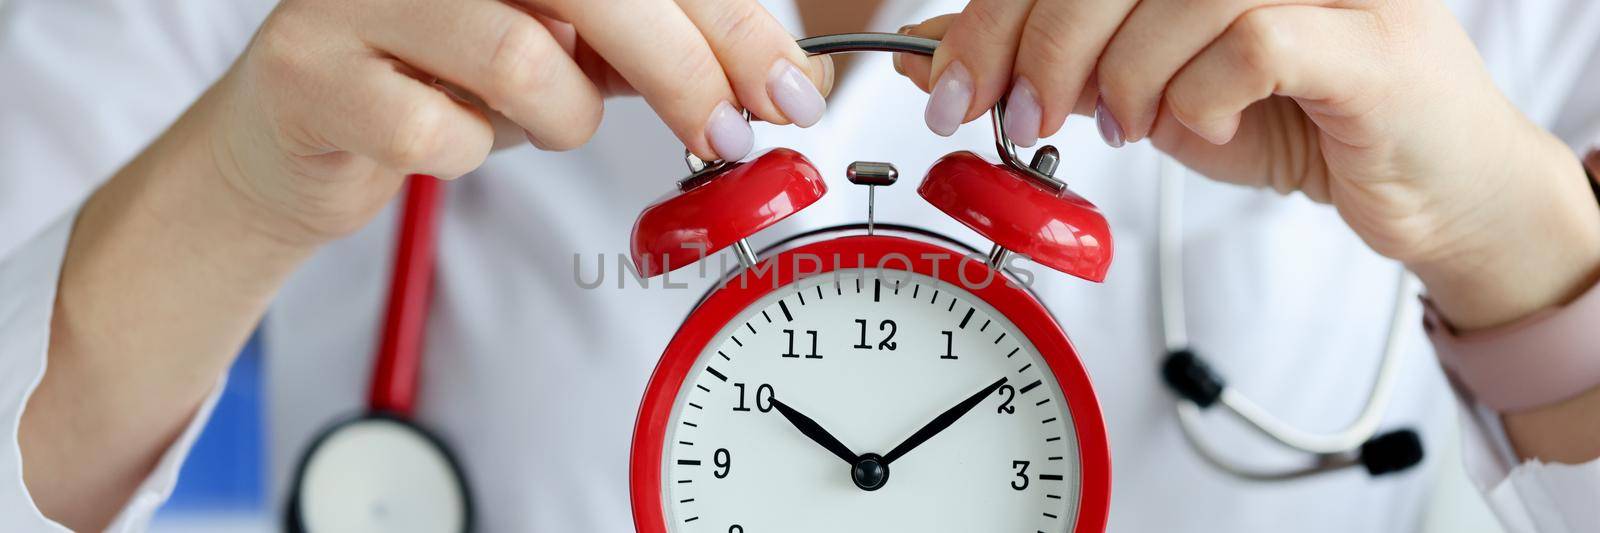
left=1, top=0, right=1598, bottom=531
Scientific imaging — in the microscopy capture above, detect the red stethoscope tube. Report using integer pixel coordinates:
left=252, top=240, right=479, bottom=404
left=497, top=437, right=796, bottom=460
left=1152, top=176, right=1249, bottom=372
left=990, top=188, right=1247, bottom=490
left=285, top=175, right=474, bottom=533
left=369, top=175, right=442, bottom=417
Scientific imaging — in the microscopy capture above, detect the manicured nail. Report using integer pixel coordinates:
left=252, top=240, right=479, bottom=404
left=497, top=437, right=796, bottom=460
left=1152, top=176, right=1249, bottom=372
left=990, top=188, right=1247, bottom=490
left=924, top=61, right=973, bottom=137
left=706, top=101, right=752, bottom=161
left=1002, top=77, right=1041, bottom=148
left=767, top=60, right=825, bottom=128
left=1095, top=97, right=1124, bottom=148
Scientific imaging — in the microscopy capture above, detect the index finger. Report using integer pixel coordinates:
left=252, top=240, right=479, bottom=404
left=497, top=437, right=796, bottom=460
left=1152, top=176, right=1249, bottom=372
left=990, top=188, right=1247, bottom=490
left=544, top=0, right=786, bottom=161
left=1011, top=0, right=1140, bottom=143
left=677, top=0, right=832, bottom=128
left=921, top=0, right=1036, bottom=137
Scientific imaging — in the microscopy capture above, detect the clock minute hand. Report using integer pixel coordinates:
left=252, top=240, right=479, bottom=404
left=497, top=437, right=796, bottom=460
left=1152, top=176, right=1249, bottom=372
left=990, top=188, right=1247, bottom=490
left=770, top=397, right=860, bottom=464
left=881, top=377, right=1009, bottom=465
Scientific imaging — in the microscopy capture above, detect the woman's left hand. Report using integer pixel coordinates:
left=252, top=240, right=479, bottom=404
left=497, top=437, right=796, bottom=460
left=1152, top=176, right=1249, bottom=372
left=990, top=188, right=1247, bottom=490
left=896, top=1, right=1600, bottom=332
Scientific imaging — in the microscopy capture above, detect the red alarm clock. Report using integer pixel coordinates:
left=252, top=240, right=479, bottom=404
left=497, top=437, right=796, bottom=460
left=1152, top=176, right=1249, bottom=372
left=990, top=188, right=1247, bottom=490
left=628, top=34, right=1112, bottom=533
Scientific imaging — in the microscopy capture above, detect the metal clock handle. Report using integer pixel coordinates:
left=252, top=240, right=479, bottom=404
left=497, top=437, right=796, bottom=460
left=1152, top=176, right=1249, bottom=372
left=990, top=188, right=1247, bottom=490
left=672, top=33, right=1071, bottom=270
left=793, top=33, right=1067, bottom=194
left=799, top=34, right=1069, bottom=271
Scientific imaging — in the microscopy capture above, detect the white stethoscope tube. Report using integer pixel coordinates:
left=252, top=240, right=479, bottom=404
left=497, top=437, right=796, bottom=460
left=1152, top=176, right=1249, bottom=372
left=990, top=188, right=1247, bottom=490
left=1156, top=156, right=1425, bottom=480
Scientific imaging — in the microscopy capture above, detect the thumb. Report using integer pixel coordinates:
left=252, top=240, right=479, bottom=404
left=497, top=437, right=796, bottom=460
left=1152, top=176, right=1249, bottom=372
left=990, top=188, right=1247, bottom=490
left=893, top=14, right=958, bottom=93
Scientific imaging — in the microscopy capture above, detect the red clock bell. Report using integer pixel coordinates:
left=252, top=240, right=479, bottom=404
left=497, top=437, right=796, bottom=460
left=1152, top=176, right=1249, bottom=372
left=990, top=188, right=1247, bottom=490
left=628, top=33, right=1113, bottom=533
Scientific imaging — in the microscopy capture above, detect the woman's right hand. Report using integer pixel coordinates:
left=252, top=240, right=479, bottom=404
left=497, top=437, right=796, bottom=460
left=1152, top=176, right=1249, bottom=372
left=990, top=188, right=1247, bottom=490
left=211, top=0, right=830, bottom=246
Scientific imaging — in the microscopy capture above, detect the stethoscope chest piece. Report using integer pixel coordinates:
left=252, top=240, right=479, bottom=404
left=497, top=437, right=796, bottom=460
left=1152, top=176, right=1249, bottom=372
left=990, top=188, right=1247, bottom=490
left=287, top=414, right=473, bottom=533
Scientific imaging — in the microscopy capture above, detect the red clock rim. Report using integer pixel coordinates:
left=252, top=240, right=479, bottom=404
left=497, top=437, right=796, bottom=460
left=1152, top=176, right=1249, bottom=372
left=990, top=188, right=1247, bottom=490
left=629, top=234, right=1111, bottom=533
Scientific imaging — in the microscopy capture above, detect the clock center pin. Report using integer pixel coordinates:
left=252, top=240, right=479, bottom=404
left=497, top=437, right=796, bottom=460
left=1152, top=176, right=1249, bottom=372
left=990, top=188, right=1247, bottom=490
left=850, top=453, right=890, bottom=491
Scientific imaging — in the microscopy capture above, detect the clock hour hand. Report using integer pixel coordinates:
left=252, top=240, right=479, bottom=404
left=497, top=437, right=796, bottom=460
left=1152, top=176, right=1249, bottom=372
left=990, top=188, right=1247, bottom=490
left=881, top=377, right=1008, bottom=465
left=769, top=397, right=859, bottom=464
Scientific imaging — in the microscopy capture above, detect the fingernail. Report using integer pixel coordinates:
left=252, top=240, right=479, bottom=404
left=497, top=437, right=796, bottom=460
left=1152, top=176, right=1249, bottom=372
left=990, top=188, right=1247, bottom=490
left=705, top=101, right=752, bottom=161
left=898, top=24, right=914, bottom=35
left=1002, top=77, right=1041, bottom=148
left=767, top=60, right=825, bottom=128
left=924, top=61, right=973, bottom=137
left=1095, top=97, right=1124, bottom=148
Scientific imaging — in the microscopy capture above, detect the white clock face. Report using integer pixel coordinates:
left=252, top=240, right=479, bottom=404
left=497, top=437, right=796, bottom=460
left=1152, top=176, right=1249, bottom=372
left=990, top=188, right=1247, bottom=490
left=662, top=269, right=1081, bottom=532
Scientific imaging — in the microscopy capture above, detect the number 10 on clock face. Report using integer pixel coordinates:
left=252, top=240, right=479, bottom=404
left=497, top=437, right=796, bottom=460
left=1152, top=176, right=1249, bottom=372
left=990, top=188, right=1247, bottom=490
left=632, top=247, right=1109, bottom=533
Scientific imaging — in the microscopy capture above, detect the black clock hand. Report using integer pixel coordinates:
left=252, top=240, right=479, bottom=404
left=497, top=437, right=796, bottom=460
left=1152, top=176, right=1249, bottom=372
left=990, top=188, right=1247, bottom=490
left=881, top=377, right=1008, bottom=465
left=769, top=396, right=859, bottom=464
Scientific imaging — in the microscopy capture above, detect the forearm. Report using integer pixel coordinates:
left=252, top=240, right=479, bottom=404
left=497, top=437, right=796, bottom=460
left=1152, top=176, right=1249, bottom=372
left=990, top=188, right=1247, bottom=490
left=19, top=87, right=317, bottom=530
left=1411, top=127, right=1600, bottom=464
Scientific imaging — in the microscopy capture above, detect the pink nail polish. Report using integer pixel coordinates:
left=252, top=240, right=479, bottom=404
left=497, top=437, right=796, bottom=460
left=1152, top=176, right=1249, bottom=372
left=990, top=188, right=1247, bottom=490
left=705, top=101, right=752, bottom=161
left=1003, top=78, right=1041, bottom=148
left=767, top=60, right=825, bottom=128
left=924, top=61, right=973, bottom=137
left=1095, top=97, right=1124, bottom=148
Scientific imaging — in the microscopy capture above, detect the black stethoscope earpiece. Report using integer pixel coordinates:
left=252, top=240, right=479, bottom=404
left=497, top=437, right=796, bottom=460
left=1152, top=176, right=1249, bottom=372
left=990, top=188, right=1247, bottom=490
left=1359, top=427, right=1425, bottom=477
left=1161, top=348, right=1424, bottom=479
left=1155, top=154, right=1425, bottom=481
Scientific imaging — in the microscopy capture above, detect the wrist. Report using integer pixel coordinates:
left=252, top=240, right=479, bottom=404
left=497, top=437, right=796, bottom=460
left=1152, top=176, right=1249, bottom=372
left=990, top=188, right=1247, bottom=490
left=1410, top=130, right=1600, bottom=330
left=78, top=88, right=320, bottom=296
left=57, top=85, right=318, bottom=377
left=204, top=76, right=349, bottom=250
left=207, top=67, right=395, bottom=249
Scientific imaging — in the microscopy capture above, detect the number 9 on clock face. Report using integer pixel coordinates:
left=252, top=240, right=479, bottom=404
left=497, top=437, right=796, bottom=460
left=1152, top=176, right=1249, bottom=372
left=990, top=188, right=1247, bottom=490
left=630, top=234, right=1110, bottom=533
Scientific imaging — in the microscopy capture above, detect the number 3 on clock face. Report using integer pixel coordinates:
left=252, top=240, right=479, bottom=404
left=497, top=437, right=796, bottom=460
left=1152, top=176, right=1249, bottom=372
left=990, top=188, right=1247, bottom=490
left=631, top=234, right=1110, bottom=533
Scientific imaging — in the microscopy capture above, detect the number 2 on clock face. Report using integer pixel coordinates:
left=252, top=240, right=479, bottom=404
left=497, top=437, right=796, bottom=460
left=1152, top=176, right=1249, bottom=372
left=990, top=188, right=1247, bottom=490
left=662, top=270, right=1082, bottom=532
